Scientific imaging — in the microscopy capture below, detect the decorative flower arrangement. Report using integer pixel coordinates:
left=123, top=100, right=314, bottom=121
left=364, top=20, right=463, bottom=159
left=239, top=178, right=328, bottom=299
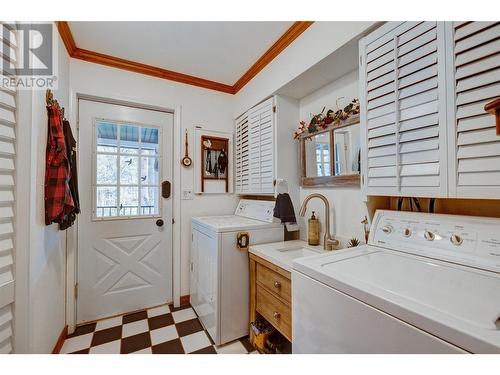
left=294, top=98, right=360, bottom=139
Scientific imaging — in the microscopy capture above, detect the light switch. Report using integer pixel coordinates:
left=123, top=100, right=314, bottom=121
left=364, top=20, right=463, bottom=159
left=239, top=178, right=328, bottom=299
left=182, top=189, right=194, bottom=200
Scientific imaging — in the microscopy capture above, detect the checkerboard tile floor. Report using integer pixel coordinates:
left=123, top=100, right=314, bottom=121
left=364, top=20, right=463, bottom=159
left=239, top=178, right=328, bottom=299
left=59, top=303, right=257, bottom=354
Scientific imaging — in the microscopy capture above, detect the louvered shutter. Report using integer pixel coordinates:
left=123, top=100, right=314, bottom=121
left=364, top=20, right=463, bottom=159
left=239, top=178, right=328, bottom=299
left=360, top=22, right=448, bottom=198
left=235, top=113, right=249, bottom=193
left=247, top=97, right=275, bottom=194
left=0, top=23, right=17, bottom=354
left=450, top=21, right=500, bottom=198
left=248, top=105, right=261, bottom=193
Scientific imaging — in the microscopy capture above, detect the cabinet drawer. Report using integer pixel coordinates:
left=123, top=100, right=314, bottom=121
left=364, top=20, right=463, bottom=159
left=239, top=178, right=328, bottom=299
left=256, top=285, right=291, bottom=340
left=256, top=263, right=291, bottom=303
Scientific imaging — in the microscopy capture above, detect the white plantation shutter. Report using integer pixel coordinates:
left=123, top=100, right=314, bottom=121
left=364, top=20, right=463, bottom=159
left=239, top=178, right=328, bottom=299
left=360, top=21, right=448, bottom=197
left=450, top=21, right=500, bottom=198
left=0, top=23, right=17, bottom=354
left=235, top=113, right=249, bottom=193
left=247, top=97, right=275, bottom=194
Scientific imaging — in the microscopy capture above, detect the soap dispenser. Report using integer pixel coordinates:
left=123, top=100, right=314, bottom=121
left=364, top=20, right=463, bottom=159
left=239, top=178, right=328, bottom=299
left=308, top=211, right=320, bottom=246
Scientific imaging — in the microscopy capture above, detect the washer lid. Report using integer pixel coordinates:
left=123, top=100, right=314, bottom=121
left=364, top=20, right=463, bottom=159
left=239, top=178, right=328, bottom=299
left=234, top=199, right=276, bottom=222
left=192, top=215, right=281, bottom=233
left=293, top=246, right=500, bottom=352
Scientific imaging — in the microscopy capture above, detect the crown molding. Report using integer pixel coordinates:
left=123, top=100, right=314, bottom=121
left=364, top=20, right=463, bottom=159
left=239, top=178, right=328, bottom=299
left=232, top=21, right=314, bottom=93
left=56, top=21, right=77, bottom=56
left=56, top=21, right=314, bottom=94
left=72, top=47, right=235, bottom=93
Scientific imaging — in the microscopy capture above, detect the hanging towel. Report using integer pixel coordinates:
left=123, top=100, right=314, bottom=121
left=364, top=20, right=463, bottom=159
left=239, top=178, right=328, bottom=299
left=273, top=193, right=297, bottom=223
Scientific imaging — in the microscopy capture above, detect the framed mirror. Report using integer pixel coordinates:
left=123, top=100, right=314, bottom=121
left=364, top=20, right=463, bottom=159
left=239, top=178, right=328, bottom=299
left=299, top=115, right=360, bottom=187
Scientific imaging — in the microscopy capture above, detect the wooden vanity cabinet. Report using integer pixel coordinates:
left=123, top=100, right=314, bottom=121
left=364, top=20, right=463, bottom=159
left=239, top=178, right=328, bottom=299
left=249, top=253, right=292, bottom=342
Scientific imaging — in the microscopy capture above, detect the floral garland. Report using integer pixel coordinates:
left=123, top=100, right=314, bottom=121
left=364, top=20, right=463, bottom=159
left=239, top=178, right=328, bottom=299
left=293, top=98, right=360, bottom=139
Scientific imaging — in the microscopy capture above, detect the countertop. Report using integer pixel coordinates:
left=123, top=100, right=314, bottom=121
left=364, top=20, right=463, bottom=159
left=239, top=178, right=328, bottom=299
left=249, top=240, right=327, bottom=272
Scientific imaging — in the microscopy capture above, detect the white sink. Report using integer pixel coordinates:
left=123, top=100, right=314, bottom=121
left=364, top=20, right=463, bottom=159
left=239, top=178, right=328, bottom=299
left=276, top=246, right=323, bottom=260
left=249, top=240, right=326, bottom=272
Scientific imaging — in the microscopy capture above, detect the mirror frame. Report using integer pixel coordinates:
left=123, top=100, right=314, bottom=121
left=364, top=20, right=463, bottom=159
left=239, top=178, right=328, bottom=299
left=299, top=114, right=360, bottom=187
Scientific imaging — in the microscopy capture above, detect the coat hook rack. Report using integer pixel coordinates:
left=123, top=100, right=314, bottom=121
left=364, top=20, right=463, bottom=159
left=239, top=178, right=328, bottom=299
left=46, top=88, right=55, bottom=105
left=46, top=88, right=66, bottom=119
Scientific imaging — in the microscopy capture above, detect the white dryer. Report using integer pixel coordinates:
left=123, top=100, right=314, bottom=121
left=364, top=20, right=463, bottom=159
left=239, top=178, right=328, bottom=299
left=293, top=210, right=500, bottom=353
left=191, top=199, right=283, bottom=345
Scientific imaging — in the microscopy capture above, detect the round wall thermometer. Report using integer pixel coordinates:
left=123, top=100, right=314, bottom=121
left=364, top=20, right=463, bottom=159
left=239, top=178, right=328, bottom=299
left=181, top=129, right=192, bottom=167
left=182, top=155, right=192, bottom=167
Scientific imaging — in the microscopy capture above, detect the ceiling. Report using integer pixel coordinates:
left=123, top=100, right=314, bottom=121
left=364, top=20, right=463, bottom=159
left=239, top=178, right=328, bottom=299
left=68, top=21, right=294, bottom=86
left=277, top=38, right=359, bottom=99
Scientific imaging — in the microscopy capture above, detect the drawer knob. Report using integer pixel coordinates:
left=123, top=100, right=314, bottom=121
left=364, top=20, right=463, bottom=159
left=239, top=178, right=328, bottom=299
left=274, top=281, right=281, bottom=288
left=273, top=311, right=280, bottom=320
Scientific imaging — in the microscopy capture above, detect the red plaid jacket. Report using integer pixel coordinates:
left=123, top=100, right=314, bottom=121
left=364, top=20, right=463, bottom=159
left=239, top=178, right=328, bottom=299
left=45, top=104, right=75, bottom=225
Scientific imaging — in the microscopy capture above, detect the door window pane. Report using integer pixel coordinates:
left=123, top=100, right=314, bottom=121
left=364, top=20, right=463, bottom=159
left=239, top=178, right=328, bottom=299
left=97, top=122, right=118, bottom=153
left=94, top=120, right=161, bottom=219
left=96, top=154, right=117, bottom=184
left=141, top=187, right=159, bottom=215
left=119, top=125, right=139, bottom=154
left=96, top=187, right=117, bottom=217
left=141, top=157, right=159, bottom=185
left=120, top=155, right=139, bottom=185
left=120, top=186, right=139, bottom=216
left=141, top=127, right=159, bottom=155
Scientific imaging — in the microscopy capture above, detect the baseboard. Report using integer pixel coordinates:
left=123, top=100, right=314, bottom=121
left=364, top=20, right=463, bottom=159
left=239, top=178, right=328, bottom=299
left=180, top=294, right=190, bottom=306
left=52, top=325, right=68, bottom=354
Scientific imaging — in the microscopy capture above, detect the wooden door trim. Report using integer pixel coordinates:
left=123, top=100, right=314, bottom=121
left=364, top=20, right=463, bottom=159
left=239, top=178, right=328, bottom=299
left=56, top=21, right=313, bottom=94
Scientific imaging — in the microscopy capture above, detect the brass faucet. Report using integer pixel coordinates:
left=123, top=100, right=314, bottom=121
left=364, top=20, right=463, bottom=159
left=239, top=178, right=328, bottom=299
left=299, top=193, right=339, bottom=250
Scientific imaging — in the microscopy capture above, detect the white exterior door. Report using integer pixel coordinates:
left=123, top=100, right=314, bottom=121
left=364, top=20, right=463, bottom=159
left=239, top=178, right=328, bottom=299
left=77, top=99, right=173, bottom=324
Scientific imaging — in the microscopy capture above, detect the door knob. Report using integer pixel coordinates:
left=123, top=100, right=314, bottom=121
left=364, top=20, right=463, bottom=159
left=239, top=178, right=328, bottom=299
left=156, top=219, right=164, bottom=227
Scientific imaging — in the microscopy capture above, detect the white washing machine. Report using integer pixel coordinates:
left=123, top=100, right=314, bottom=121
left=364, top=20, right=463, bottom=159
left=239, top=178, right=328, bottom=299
left=190, top=199, right=283, bottom=345
left=293, top=210, right=500, bottom=353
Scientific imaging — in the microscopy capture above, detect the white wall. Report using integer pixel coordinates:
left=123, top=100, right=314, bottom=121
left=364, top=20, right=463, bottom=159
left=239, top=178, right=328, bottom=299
left=31, top=30, right=70, bottom=354
left=14, top=22, right=377, bottom=352
left=298, top=70, right=368, bottom=242
left=233, top=21, right=376, bottom=117
left=15, top=26, right=71, bottom=353
left=68, top=60, right=238, bottom=298
left=231, top=21, right=375, bottom=244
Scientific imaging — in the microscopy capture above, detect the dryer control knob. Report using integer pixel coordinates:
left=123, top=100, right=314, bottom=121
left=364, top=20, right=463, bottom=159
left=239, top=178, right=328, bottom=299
left=424, top=230, right=435, bottom=241
left=403, top=228, right=412, bottom=237
left=382, top=225, right=393, bottom=234
left=450, top=234, right=463, bottom=246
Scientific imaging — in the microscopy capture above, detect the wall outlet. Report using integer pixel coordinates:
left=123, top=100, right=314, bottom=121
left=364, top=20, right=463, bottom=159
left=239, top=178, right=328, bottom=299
left=182, top=189, right=194, bottom=200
